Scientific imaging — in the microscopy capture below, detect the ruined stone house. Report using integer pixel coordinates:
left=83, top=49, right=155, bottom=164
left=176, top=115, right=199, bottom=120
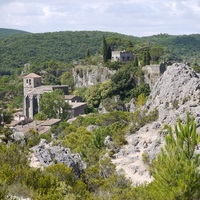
left=23, top=73, right=86, bottom=119
left=142, top=62, right=171, bottom=89
left=111, top=51, right=134, bottom=62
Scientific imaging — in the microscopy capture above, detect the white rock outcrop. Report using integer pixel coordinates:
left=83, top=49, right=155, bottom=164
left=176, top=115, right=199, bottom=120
left=146, top=63, right=200, bottom=124
left=112, top=63, right=200, bottom=186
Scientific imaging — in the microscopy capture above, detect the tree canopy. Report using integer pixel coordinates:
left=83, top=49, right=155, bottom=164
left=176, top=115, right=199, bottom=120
left=35, top=89, right=70, bottom=120
left=146, top=114, right=200, bottom=199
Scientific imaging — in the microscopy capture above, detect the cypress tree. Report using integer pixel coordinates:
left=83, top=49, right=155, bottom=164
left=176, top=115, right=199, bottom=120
left=146, top=50, right=151, bottom=65
left=142, top=51, right=147, bottom=66
left=133, top=55, right=138, bottom=67
left=107, top=45, right=112, bottom=60
left=102, top=36, right=108, bottom=63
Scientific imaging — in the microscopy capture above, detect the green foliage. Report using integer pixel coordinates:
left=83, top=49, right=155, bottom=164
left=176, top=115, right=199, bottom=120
left=105, top=60, right=122, bottom=70
left=1, top=31, right=200, bottom=75
left=73, top=86, right=87, bottom=101
left=85, top=80, right=112, bottom=107
left=131, top=83, right=150, bottom=99
left=101, top=97, right=125, bottom=112
left=0, top=143, right=29, bottom=186
left=142, top=152, right=150, bottom=164
left=141, top=49, right=151, bottom=66
left=60, top=71, right=75, bottom=90
left=0, top=121, right=131, bottom=200
left=149, top=113, right=200, bottom=199
left=107, top=45, right=112, bottom=60
left=150, top=46, right=164, bottom=63
left=0, top=126, right=14, bottom=143
left=107, top=36, right=137, bottom=51
left=110, top=64, right=137, bottom=100
left=129, top=108, right=159, bottom=133
left=84, top=160, right=133, bottom=200
left=136, top=93, right=147, bottom=108
left=34, top=112, right=48, bottom=120
left=85, top=49, right=90, bottom=59
left=63, top=126, right=93, bottom=153
left=192, top=62, right=200, bottom=73
left=0, top=28, right=29, bottom=39
left=102, top=36, right=108, bottom=63
left=39, top=89, right=70, bottom=119
left=25, top=128, right=40, bottom=148
left=0, top=75, right=23, bottom=110
left=46, top=163, right=76, bottom=185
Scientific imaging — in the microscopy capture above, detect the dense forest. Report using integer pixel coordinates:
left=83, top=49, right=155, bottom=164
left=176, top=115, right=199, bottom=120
left=0, top=28, right=29, bottom=39
left=1, top=28, right=200, bottom=199
left=1, top=29, right=200, bottom=75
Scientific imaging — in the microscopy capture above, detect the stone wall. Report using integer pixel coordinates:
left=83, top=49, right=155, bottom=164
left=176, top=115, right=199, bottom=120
left=112, top=51, right=134, bottom=62
left=142, top=62, right=172, bottom=89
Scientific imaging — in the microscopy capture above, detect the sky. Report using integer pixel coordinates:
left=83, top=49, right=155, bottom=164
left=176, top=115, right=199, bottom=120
left=0, top=0, right=200, bottom=37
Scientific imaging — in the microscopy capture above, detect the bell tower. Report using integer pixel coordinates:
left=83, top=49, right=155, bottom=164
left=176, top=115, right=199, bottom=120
left=23, top=73, right=42, bottom=96
left=23, top=73, right=42, bottom=119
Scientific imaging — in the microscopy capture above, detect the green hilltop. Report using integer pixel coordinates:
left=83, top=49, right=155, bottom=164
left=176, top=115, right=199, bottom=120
left=0, top=29, right=200, bottom=74
left=0, top=28, right=30, bottom=39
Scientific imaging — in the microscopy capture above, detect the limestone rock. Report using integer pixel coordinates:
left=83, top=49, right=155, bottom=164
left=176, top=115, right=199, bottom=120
left=125, top=98, right=136, bottom=113
left=104, top=135, right=113, bottom=146
left=73, top=65, right=115, bottom=87
left=30, top=140, right=86, bottom=176
left=146, top=63, right=200, bottom=124
left=112, top=63, right=200, bottom=186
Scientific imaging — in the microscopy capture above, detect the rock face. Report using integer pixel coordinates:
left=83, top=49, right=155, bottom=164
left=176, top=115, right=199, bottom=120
left=30, top=140, right=86, bottom=176
left=112, top=63, right=200, bottom=185
left=146, top=63, right=200, bottom=124
left=112, top=124, right=165, bottom=186
left=73, top=65, right=115, bottom=87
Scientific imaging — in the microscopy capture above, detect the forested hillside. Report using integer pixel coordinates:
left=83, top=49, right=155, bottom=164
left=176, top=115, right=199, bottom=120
left=1, top=29, right=200, bottom=199
left=146, top=33, right=200, bottom=63
left=1, top=30, right=200, bottom=75
left=0, top=28, right=29, bottom=39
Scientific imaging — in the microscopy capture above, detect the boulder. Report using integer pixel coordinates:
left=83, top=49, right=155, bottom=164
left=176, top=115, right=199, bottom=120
left=30, top=140, right=86, bottom=176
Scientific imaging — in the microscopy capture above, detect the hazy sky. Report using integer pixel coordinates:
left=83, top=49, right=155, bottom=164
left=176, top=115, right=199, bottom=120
left=0, top=0, right=200, bottom=37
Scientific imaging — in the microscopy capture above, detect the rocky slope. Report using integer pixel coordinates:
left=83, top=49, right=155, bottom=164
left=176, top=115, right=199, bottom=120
left=146, top=63, right=200, bottom=125
left=112, top=63, right=200, bottom=185
left=73, top=65, right=115, bottom=87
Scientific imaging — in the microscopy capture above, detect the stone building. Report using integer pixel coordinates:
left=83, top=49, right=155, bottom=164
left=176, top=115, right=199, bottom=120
left=111, top=51, right=134, bottom=62
left=23, top=73, right=86, bottom=119
left=142, top=62, right=172, bottom=89
left=65, top=95, right=87, bottom=118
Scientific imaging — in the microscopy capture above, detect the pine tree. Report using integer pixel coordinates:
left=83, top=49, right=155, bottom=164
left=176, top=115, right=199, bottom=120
left=149, top=113, right=200, bottom=200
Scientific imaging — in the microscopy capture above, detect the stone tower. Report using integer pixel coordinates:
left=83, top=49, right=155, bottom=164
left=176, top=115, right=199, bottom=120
left=23, top=73, right=42, bottom=119
left=23, top=73, right=69, bottom=119
left=23, top=73, right=42, bottom=96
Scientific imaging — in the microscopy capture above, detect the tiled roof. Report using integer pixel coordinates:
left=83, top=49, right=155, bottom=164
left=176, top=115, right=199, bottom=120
left=39, top=119, right=61, bottom=126
left=70, top=102, right=87, bottom=109
left=27, top=85, right=68, bottom=95
left=65, top=95, right=76, bottom=100
left=23, top=73, right=41, bottom=78
left=27, top=86, right=54, bottom=95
